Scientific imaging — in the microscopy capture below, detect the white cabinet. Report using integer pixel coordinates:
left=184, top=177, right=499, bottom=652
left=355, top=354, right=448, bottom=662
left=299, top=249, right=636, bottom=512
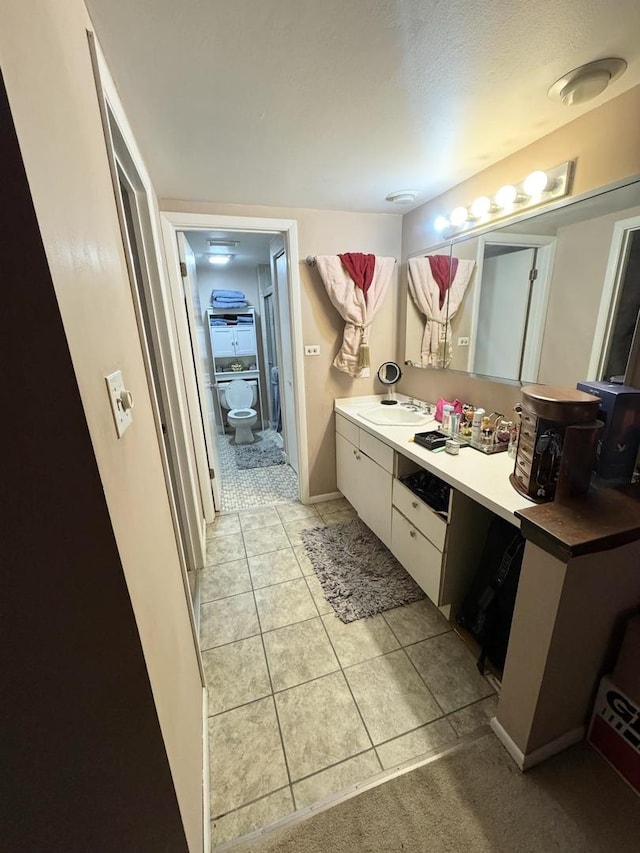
left=335, top=426, right=392, bottom=547
left=335, top=411, right=496, bottom=610
left=210, top=323, right=257, bottom=357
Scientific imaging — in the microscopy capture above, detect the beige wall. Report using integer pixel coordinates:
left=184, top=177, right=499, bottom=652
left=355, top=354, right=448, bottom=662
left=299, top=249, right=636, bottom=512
left=399, top=84, right=640, bottom=417
left=538, top=203, right=640, bottom=385
left=1, top=3, right=203, bottom=849
left=162, top=200, right=403, bottom=497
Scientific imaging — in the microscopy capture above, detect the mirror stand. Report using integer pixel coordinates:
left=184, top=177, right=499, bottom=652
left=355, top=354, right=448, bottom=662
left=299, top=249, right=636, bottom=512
left=377, top=361, right=402, bottom=404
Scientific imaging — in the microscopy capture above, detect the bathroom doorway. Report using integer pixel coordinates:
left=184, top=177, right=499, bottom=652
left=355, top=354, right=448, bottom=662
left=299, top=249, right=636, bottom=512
left=161, top=214, right=308, bottom=511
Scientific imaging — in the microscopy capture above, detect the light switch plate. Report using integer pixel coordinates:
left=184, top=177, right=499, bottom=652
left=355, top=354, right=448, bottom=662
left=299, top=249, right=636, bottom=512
left=105, top=370, right=133, bottom=438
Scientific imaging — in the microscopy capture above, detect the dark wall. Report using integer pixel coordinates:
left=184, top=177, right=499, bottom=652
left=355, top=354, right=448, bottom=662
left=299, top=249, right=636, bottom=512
left=0, top=71, right=189, bottom=853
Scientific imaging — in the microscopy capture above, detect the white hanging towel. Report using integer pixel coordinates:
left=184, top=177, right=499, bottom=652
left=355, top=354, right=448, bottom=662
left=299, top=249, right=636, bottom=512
left=408, top=256, right=475, bottom=367
left=315, top=254, right=395, bottom=378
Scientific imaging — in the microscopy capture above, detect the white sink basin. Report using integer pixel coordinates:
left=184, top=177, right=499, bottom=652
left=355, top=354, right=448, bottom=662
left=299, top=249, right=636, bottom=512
left=358, top=405, right=433, bottom=427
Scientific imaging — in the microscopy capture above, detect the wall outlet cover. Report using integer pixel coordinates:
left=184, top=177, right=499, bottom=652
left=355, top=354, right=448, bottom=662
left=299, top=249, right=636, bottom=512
left=457, top=336, right=470, bottom=347
left=105, top=370, right=134, bottom=438
left=304, top=345, right=321, bottom=356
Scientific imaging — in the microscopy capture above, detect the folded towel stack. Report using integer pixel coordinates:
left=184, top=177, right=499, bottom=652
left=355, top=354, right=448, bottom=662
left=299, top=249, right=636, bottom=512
left=211, top=288, right=247, bottom=309
left=236, top=315, right=253, bottom=324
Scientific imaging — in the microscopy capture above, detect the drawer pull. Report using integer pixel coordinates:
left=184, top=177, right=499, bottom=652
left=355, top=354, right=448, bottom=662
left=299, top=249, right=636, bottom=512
left=355, top=453, right=361, bottom=460
left=352, top=448, right=357, bottom=455
left=411, top=501, right=418, bottom=509
left=409, top=529, right=416, bottom=538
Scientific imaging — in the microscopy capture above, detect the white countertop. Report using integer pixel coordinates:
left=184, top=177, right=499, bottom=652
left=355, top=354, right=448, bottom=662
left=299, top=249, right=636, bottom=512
left=335, top=395, right=533, bottom=525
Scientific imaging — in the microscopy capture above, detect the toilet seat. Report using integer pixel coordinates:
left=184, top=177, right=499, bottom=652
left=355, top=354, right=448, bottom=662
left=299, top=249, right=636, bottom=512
left=230, top=408, right=254, bottom=418
left=226, top=379, right=254, bottom=409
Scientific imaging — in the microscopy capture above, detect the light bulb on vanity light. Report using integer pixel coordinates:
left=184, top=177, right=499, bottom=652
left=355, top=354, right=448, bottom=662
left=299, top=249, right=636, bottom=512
left=495, top=184, right=518, bottom=209
left=470, top=196, right=491, bottom=219
left=450, top=206, right=469, bottom=227
left=523, top=170, right=548, bottom=197
left=434, top=215, right=450, bottom=233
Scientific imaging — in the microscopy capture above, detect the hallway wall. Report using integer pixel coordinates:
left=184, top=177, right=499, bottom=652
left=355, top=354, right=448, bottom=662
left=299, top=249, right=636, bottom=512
left=162, top=201, right=404, bottom=498
left=0, top=2, right=203, bottom=850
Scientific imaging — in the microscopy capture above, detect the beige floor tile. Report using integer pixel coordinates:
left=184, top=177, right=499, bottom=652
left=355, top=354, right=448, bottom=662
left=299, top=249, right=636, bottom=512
left=248, top=549, right=302, bottom=589
left=202, top=635, right=271, bottom=715
left=293, top=545, right=316, bottom=576
left=255, top=579, right=318, bottom=632
left=206, top=514, right=241, bottom=539
left=376, top=718, right=458, bottom=769
left=406, top=632, right=495, bottom=714
left=243, top=523, right=291, bottom=557
left=292, top=750, right=381, bottom=809
left=314, top=497, right=351, bottom=516
left=211, top=787, right=294, bottom=847
left=275, top=671, right=371, bottom=780
left=305, top=575, right=333, bottom=616
left=322, top=613, right=399, bottom=668
left=200, top=593, right=259, bottom=650
left=205, top=532, right=246, bottom=566
left=276, top=503, right=321, bottom=524
left=322, top=508, right=359, bottom=526
left=209, top=697, right=289, bottom=817
left=383, top=599, right=451, bottom=646
left=447, top=694, right=499, bottom=736
left=264, top=617, right=339, bottom=691
left=200, top=558, right=252, bottom=603
left=239, top=506, right=281, bottom=531
left=344, top=649, right=442, bottom=744
left=283, top=516, right=325, bottom=548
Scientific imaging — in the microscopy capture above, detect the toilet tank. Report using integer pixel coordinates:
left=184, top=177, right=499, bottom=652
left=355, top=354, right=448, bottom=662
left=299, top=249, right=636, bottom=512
left=218, top=379, right=258, bottom=410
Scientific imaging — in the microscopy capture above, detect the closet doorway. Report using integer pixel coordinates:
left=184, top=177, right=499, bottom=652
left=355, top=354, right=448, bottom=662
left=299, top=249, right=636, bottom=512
left=160, top=213, right=308, bottom=512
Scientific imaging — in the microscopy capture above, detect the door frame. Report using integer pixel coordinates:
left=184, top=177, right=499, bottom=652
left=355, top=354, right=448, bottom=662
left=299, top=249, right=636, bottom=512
left=160, top=211, right=310, bottom=503
left=469, top=232, right=556, bottom=382
left=588, top=215, right=640, bottom=382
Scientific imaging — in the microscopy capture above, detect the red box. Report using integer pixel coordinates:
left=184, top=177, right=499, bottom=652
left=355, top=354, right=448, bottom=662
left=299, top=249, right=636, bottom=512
left=588, top=676, right=640, bottom=796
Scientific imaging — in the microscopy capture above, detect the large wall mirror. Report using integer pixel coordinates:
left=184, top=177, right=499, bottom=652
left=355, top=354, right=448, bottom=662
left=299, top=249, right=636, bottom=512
left=405, top=178, right=640, bottom=388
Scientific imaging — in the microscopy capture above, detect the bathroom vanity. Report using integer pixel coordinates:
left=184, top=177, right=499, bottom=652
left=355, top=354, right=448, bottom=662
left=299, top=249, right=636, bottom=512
left=336, top=394, right=531, bottom=612
left=335, top=393, right=640, bottom=771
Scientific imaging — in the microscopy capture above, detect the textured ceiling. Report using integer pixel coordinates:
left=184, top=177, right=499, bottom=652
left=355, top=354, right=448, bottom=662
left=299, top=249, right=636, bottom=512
left=87, top=0, right=640, bottom=213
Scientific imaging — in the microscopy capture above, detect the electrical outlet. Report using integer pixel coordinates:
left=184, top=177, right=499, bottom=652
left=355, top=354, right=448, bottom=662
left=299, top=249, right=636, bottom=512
left=304, top=345, right=320, bottom=356
left=457, top=336, right=470, bottom=347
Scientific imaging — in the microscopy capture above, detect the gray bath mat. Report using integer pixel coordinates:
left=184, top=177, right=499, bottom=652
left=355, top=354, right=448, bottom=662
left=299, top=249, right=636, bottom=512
left=301, top=518, right=425, bottom=623
left=234, top=437, right=285, bottom=469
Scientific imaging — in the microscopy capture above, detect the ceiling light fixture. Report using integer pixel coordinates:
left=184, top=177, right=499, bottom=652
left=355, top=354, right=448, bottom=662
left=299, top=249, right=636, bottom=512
left=386, top=190, right=418, bottom=205
left=433, top=161, right=574, bottom=237
left=548, top=58, right=627, bottom=107
left=207, top=254, right=233, bottom=265
left=207, top=239, right=240, bottom=249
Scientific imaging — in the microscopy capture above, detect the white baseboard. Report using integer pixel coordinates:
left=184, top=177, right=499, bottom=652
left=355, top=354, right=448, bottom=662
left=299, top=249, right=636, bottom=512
left=490, top=717, right=585, bottom=770
left=202, top=687, right=211, bottom=851
left=307, top=490, right=342, bottom=504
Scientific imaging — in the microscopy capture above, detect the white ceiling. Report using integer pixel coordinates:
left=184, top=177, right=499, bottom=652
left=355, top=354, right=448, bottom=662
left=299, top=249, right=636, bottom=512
left=87, top=0, right=640, bottom=214
left=184, top=230, right=273, bottom=270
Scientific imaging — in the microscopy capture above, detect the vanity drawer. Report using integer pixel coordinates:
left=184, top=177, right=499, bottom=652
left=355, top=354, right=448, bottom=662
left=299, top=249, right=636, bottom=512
left=335, top=413, right=359, bottom=446
left=360, top=429, right=394, bottom=474
left=391, top=508, right=442, bottom=605
left=392, top=478, right=447, bottom=551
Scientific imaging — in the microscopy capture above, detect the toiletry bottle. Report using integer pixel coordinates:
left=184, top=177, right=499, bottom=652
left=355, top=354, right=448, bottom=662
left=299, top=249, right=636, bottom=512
left=481, top=416, right=493, bottom=447
left=471, top=408, right=485, bottom=445
left=442, top=404, right=453, bottom=434
left=508, top=404, right=522, bottom=459
left=450, top=413, right=460, bottom=438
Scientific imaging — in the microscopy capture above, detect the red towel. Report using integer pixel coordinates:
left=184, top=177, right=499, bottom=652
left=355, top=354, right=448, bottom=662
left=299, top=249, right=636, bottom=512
left=339, top=253, right=376, bottom=296
left=427, top=255, right=459, bottom=309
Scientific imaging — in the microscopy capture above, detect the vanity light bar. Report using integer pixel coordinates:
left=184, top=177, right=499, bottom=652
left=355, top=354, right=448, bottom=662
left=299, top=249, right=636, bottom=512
left=434, top=161, right=574, bottom=237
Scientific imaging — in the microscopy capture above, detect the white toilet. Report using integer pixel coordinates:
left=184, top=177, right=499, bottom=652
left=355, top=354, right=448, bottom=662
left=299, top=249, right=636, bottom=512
left=219, top=379, right=258, bottom=444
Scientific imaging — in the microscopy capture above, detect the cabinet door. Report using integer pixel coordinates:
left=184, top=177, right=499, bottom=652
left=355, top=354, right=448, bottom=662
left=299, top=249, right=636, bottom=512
left=357, top=452, right=392, bottom=547
left=235, top=324, right=257, bottom=356
left=336, top=432, right=360, bottom=510
left=211, top=326, right=235, bottom=357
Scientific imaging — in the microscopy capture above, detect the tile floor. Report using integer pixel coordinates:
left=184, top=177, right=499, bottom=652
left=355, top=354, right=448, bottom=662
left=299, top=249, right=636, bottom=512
left=215, top=429, right=299, bottom=511
left=202, top=497, right=498, bottom=849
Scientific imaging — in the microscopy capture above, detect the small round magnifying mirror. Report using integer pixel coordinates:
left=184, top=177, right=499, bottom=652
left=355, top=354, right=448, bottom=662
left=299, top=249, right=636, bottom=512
left=377, top=361, right=402, bottom=405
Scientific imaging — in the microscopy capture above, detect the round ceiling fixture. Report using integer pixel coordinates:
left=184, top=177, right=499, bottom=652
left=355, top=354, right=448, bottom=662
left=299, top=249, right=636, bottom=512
left=386, top=190, right=418, bottom=205
left=548, top=58, right=627, bottom=106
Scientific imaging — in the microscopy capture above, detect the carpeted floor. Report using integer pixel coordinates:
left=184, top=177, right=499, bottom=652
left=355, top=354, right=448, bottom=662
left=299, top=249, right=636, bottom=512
left=235, top=731, right=640, bottom=853
left=300, top=518, right=425, bottom=622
